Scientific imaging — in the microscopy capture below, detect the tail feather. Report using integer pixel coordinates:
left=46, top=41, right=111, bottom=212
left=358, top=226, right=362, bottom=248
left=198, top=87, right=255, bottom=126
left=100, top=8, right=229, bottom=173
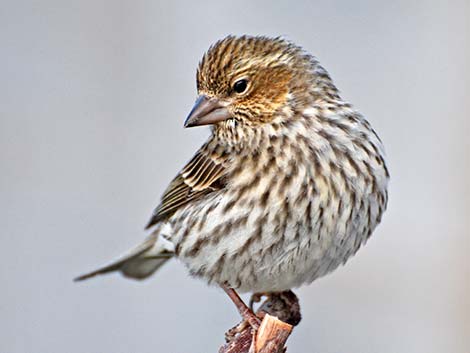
left=74, top=233, right=174, bottom=281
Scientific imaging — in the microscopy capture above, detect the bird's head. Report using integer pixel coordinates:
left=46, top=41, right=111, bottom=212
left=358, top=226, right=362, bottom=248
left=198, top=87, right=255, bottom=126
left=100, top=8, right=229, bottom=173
left=184, top=35, right=338, bottom=143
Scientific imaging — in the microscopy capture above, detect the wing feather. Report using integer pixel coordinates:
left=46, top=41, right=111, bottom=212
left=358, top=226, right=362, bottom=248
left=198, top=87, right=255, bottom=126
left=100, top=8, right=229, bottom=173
left=145, top=146, right=227, bottom=228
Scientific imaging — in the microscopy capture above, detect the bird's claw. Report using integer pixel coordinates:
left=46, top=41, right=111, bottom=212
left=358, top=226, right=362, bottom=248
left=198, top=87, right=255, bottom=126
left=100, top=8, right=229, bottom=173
left=249, top=292, right=271, bottom=311
left=225, top=320, right=250, bottom=342
left=224, top=313, right=263, bottom=343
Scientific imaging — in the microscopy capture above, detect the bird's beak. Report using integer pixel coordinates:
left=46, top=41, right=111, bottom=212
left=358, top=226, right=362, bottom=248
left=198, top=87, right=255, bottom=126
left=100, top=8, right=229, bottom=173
left=184, top=95, right=231, bottom=128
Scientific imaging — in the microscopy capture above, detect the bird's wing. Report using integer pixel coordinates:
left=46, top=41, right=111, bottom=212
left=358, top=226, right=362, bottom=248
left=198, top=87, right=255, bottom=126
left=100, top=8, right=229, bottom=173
left=145, top=146, right=227, bottom=228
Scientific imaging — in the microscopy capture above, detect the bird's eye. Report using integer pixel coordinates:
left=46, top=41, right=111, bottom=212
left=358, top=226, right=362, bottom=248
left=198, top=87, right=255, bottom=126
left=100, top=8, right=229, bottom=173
left=233, top=79, right=248, bottom=94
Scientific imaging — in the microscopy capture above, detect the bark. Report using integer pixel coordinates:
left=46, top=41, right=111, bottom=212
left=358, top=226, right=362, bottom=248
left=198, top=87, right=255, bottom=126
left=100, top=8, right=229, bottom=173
left=219, top=291, right=301, bottom=353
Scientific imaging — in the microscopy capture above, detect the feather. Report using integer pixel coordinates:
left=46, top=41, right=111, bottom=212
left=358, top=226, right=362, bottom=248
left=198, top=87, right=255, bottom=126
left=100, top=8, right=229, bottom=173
left=145, top=147, right=227, bottom=228
left=74, top=233, right=174, bottom=281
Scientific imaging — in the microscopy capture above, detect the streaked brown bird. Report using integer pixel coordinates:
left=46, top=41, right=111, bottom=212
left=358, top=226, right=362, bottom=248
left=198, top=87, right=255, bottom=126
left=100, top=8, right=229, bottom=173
left=76, top=35, right=389, bottom=327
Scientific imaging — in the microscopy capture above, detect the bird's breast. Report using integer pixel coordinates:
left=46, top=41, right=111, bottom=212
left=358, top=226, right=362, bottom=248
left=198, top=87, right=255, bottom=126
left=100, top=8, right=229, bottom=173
left=170, top=112, right=388, bottom=292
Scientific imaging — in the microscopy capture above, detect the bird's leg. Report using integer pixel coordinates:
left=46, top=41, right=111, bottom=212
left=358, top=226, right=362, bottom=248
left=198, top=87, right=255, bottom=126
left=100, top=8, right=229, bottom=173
left=221, top=285, right=261, bottom=329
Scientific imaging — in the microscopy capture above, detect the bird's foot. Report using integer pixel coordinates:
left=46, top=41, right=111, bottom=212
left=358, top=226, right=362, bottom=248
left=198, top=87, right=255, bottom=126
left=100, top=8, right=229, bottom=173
left=249, top=292, right=269, bottom=311
left=224, top=319, right=250, bottom=342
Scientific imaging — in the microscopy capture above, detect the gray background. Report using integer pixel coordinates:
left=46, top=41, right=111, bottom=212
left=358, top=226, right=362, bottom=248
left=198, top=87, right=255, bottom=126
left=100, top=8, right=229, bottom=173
left=1, top=1, right=469, bottom=352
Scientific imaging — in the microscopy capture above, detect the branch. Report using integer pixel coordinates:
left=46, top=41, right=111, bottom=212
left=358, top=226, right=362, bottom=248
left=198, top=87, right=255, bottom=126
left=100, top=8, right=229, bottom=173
left=219, top=291, right=301, bottom=353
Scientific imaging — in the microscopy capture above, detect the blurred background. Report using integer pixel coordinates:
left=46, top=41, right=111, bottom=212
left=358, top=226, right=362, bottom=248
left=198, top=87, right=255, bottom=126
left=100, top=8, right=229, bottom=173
left=1, top=1, right=469, bottom=352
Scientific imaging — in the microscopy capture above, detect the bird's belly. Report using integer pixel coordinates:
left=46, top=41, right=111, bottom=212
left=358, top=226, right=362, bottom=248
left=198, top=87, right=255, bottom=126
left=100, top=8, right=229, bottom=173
left=171, top=184, right=380, bottom=293
left=170, top=140, right=388, bottom=292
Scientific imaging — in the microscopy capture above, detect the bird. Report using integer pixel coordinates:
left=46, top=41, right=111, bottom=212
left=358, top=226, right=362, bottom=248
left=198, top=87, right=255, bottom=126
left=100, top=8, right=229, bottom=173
left=76, top=35, right=389, bottom=327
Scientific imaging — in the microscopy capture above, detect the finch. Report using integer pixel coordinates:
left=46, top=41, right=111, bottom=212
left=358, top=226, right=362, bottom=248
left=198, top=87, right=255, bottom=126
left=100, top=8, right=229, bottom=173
left=76, top=35, right=389, bottom=325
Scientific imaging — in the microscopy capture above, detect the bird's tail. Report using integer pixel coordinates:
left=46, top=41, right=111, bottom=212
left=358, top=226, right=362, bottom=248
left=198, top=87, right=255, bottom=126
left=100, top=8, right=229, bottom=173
left=74, top=233, right=174, bottom=281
